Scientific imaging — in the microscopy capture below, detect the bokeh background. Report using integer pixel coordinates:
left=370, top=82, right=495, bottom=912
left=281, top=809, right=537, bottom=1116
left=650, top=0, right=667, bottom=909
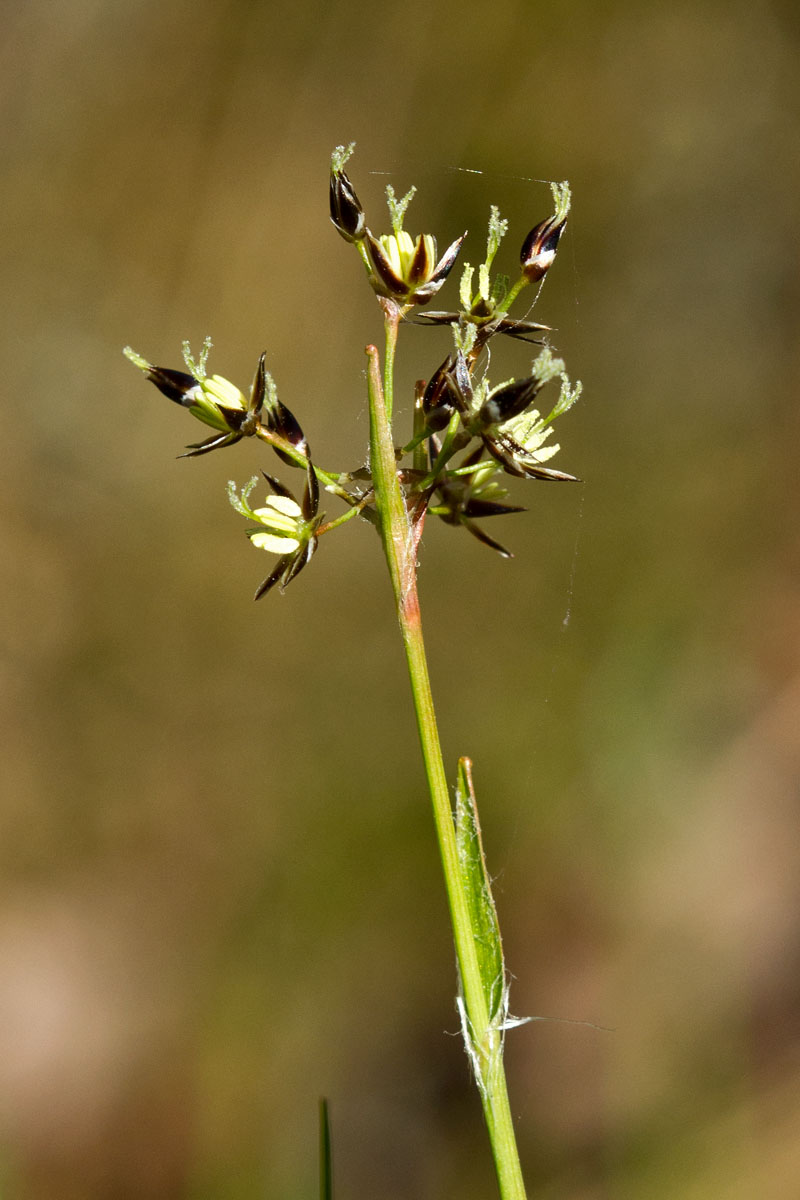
left=2, top=0, right=799, bottom=1196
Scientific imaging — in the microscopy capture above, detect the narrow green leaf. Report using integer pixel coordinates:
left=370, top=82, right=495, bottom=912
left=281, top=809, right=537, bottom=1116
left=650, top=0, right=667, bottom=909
left=454, top=757, right=506, bottom=1024
left=319, top=1097, right=333, bottom=1200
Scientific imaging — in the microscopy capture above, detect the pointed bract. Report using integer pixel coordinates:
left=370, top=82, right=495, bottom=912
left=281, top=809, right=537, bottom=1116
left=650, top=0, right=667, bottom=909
left=462, top=498, right=526, bottom=519
left=484, top=432, right=579, bottom=482
left=493, top=317, right=552, bottom=343
left=260, top=471, right=295, bottom=500
left=478, top=376, right=543, bottom=427
left=145, top=366, right=201, bottom=407
left=462, top=519, right=514, bottom=558
left=422, top=355, right=461, bottom=431
left=253, top=537, right=317, bottom=600
left=178, top=431, right=242, bottom=458
left=301, top=456, right=320, bottom=521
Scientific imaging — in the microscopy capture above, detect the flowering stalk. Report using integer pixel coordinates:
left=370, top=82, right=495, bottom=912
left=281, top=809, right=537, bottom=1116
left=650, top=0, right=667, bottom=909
left=126, top=143, right=583, bottom=1196
left=366, top=342, right=527, bottom=1200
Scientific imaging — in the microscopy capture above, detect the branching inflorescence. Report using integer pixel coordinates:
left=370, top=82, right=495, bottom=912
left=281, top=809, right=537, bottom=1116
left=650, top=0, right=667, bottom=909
left=125, top=144, right=583, bottom=1200
left=126, top=142, right=580, bottom=594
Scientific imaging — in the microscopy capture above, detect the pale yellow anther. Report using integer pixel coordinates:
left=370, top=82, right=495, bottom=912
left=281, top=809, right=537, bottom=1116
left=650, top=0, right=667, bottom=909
left=203, top=374, right=247, bottom=410
left=250, top=494, right=305, bottom=552
left=250, top=531, right=301, bottom=554
left=263, top=494, right=302, bottom=518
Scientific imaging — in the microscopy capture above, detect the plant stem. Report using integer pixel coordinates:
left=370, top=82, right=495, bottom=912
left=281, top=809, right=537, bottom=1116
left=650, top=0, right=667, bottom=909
left=315, top=490, right=374, bottom=537
left=365, top=343, right=527, bottom=1200
left=379, top=299, right=402, bottom=423
left=496, top=274, right=531, bottom=316
left=254, top=426, right=354, bottom=502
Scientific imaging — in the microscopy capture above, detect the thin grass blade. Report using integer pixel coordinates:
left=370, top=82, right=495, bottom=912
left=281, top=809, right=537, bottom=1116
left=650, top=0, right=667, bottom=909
left=319, top=1097, right=333, bottom=1200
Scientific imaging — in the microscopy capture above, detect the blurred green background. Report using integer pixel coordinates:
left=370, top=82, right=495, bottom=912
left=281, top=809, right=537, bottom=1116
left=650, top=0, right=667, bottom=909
left=2, top=0, right=799, bottom=1196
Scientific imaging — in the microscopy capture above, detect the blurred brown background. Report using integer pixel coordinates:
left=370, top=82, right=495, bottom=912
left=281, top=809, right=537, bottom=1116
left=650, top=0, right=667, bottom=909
left=2, top=0, right=799, bottom=1196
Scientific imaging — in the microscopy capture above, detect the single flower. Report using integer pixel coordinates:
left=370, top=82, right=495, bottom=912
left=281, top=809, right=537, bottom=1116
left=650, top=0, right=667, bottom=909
left=230, top=463, right=321, bottom=599
left=442, top=351, right=581, bottom=482
left=124, top=342, right=260, bottom=455
left=364, top=228, right=466, bottom=305
left=430, top=448, right=525, bottom=558
left=124, top=345, right=308, bottom=464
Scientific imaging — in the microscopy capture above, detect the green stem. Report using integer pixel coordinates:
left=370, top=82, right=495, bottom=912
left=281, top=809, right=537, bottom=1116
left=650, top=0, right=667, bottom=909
left=411, top=381, right=428, bottom=475
left=380, top=299, right=402, bottom=423
left=496, top=274, right=530, bottom=316
left=254, top=426, right=354, bottom=502
left=401, top=426, right=430, bottom=459
left=315, top=490, right=374, bottom=537
left=365, top=343, right=527, bottom=1200
left=418, top=410, right=463, bottom=489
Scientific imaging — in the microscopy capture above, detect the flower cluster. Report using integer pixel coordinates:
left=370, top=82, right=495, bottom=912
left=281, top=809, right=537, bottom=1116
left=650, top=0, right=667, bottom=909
left=327, top=146, right=581, bottom=552
left=125, top=145, right=582, bottom=596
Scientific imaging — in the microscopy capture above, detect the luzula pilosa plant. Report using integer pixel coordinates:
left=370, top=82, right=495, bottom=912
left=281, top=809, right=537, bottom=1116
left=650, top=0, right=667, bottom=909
left=125, top=143, right=582, bottom=1200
